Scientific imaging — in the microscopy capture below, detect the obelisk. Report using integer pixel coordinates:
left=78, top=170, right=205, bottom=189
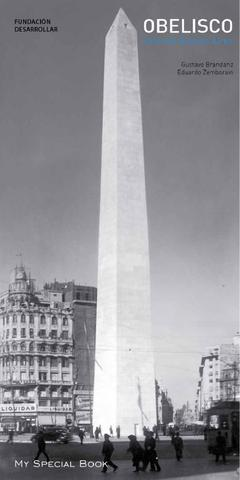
left=93, top=8, right=156, bottom=436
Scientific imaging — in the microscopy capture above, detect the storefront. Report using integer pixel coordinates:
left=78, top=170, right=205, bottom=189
left=0, top=403, right=37, bottom=433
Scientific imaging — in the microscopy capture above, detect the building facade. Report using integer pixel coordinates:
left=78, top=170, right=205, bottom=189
left=195, top=335, right=240, bottom=420
left=43, top=281, right=97, bottom=431
left=0, top=267, right=97, bottom=433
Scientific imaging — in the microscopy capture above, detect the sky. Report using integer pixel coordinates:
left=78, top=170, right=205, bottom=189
left=0, top=0, right=238, bottom=409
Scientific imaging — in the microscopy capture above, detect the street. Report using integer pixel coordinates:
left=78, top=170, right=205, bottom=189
left=0, top=438, right=238, bottom=480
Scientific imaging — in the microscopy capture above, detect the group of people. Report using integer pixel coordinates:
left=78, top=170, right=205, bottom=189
left=95, top=425, right=121, bottom=441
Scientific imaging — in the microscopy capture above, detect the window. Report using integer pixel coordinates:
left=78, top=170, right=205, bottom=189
left=76, top=292, right=81, bottom=300
left=29, top=357, right=34, bottom=366
left=39, top=399, right=48, bottom=406
left=39, top=372, right=47, bottom=381
left=3, top=317, right=5, bottom=326
left=39, top=330, right=46, bottom=338
left=29, top=342, right=34, bottom=352
left=20, top=356, right=26, bottom=366
left=12, top=343, right=17, bottom=351
left=39, top=357, right=46, bottom=367
left=63, top=317, right=68, bottom=326
left=21, top=342, right=26, bottom=351
left=61, top=331, right=68, bottom=340
left=51, top=399, right=59, bottom=407
left=51, top=344, right=57, bottom=353
left=40, top=315, right=46, bottom=325
left=6, top=315, right=9, bottom=324
left=13, top=314, right=17, bottom=324
left=62, top=359, right=69, bottom=368
left=52, top=316, right=57, bottom=325
left=12, top=328, right=17, bottom=338
left=6, top=329, right=9, bottom=338
left=30, top=328, right=34, bottom=338
left=39, top=344, right=46, bottom=352
left=51, top=373, right=59, bottom=381
left=21, top=314, right=26, bottom=323
left=62, top=373, right=70, bottom=382
left=29, top=315, right=34, bottom=324
left=51, top=358, right=58, bottom=368
left=21, top=328, right=26, bottom=338
left=50, top=330, right=57, bottom=339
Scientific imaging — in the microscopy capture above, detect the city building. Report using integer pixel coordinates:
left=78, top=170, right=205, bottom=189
left=44, top=281, right=97, bottom=431
left=155, top=380, right=173, bottom=427
left=0, top=266, right=97, bottom=433
left=195, top=334, right=240, bottom=420
left=0, top=265, right=73, bottom=432
left=161, top=390, right=174, bottom=426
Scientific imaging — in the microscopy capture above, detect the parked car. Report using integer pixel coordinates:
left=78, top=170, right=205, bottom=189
left=31, top=426, right=70, bottom=443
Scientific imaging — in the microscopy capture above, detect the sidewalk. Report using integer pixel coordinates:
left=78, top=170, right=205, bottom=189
left=0, top=433, right=204, bottom=443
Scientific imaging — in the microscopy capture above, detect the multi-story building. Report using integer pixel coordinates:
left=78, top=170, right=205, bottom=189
left=195, top=335, right=240, bottom=420
left=0, top=266, right=73, bottom=432
left=43, top=281, right=97, bottom=431
left=155, top=380, right=173, bottom=427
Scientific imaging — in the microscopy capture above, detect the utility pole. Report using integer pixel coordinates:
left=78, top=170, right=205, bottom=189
left=155, top=379, right=160, bottom=428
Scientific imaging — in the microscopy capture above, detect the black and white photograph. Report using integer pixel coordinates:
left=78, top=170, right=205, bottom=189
left=0, top=0, right=239, bottom=479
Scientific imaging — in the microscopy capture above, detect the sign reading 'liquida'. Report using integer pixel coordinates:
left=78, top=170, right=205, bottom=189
left=0, top=404, right=37, bottom=413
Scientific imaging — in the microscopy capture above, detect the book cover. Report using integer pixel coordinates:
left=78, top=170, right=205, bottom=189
left=0, top=0, right=238, bottom=478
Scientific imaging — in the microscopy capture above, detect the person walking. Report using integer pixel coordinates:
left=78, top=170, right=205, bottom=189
left=79, top=428, right=85, bottom=445
left=127, top=434, right=144, bottom=472
left=143, top=431, right=161, bottom=472
left=95, top=427, right=100, bottom=440
left=116, top=425, right=120, bottom=439
left=215, top=431, right=226, bottom=464
left=101, top=433, right=118, bottom=473
left=173, top=432, right=184, bottom=461
left=6, top=429, right=14, bottom=443
left=109, top=425, right=113, bottom=436
left=33, top=429, right=50, bottom=462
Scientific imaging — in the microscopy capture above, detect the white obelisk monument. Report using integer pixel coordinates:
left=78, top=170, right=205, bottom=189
left=93, top=9, right=156, bottom=436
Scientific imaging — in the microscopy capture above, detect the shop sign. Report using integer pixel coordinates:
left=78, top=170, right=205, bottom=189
left=38, top=406, right=72, bottom=413
left=0, top=404, right=37, bottom=414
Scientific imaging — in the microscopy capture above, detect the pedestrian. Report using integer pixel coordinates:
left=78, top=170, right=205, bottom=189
left=215, top=431, right=226, bottom=464
left=101, top=433, right=118, bottom=473
left=143, top=431, right=161, bottom=472
left=109, top=425, right=113, bottom=436
left=116, top=425, right=120, bottom=439
left=33, top=429, right=50, bottom=462
left=95, top=427, right=99, bottom=440
left=6, top=429, right=14, bottom=443
left=127, top=434, right=144, bottom=472
left=143, top=426, right=148, bottom=437
left=173, top=432, right=183, bottom=461
left=152, top=424, right=159, bottom=440
left=79, top=428, right=85, bottom=445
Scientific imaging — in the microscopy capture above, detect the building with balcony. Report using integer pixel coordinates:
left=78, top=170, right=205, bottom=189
left=43, top=281, right=97, bottom=430
left=0, top=265, right=73, bottom=432
left=195, top=335, right=240, bottom=420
